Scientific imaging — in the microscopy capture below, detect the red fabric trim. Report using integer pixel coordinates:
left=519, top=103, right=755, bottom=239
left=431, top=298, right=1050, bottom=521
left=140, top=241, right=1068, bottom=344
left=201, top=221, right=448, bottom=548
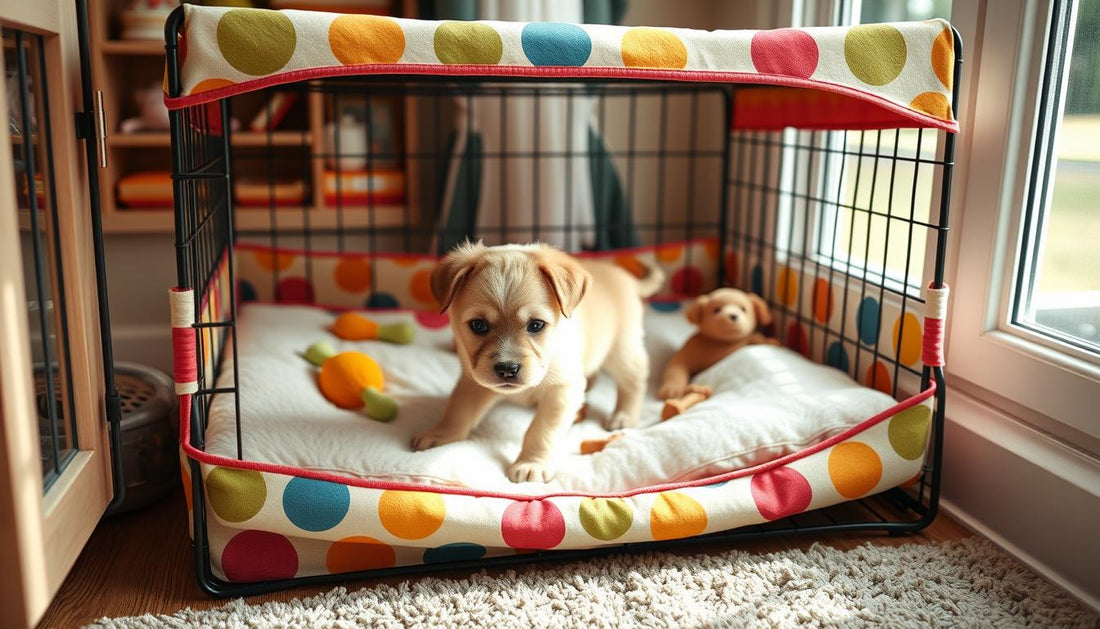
left=165, top=64, right=958, bottom=133
left=178, top=380, right=935, bottom=502
left=234, top=236, right=717, bottom=261
left=923, top=317, right=945, bottom=367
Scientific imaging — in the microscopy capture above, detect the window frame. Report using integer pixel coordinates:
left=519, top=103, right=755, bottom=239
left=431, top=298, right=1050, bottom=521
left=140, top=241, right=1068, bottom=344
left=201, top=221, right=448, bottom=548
left=947, top=0, right=1100, bottom=447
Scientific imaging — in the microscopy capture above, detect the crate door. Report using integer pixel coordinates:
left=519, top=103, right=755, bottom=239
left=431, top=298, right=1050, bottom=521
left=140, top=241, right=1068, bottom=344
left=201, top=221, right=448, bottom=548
left=0, top=2, right=114, bottom=627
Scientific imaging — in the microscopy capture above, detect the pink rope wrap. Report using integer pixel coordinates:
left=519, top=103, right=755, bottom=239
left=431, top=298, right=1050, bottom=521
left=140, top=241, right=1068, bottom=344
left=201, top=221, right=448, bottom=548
left=170, top=288, right=199, bottom=395
left=922, top=283, right=949, bottom=367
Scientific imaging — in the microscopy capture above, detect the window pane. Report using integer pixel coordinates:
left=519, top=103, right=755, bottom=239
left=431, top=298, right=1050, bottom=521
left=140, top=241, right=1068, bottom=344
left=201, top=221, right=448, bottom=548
left=3, top=29, right=79, bottom=491
left=1016, top=0, right=1100, bottom=354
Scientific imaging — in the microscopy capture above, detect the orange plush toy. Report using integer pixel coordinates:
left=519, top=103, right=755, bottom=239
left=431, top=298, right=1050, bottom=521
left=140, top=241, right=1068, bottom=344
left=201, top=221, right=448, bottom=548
left=658, top=288, right=779, bottom=419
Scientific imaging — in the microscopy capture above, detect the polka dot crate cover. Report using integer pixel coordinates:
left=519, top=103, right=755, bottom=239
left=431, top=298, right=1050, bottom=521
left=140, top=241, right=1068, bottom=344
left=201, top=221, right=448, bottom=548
left=166, top=5, right=958, bottom=590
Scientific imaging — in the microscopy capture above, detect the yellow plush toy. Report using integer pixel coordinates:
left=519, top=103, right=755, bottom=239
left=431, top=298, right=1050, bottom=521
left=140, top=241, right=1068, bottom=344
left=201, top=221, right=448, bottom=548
left=304, top=341, right=398, bottom=421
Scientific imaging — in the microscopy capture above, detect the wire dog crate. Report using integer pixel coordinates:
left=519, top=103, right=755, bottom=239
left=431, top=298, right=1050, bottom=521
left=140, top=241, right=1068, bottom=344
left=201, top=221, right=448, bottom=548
left=166, top=6, right=960, bottom=596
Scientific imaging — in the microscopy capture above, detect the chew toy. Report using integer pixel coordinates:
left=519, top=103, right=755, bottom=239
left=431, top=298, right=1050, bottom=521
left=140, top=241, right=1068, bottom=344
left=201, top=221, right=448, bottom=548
left=580, top=433, right=623, bottom=454
left=661, top=386, right=713, bottom=421
left=304, top=341, right=398, bottom=421
left=330, top=312, right=415, bottom=344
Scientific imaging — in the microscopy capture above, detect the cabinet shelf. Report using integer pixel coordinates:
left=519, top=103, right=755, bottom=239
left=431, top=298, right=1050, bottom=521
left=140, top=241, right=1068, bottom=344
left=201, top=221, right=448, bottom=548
left=98, top=39, right=164, bottom=56
left=110, top=131, right=311, bottom=148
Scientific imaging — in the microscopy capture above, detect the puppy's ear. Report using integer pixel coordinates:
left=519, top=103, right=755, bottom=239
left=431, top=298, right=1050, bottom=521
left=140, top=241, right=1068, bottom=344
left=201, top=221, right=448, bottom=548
left=748, top=293, right=774, bottom=328
left=536, top=248, right=591, bottom=318
left=431, top=241, right=485, bottom=313
left=685, top=295, right=709, bottom=325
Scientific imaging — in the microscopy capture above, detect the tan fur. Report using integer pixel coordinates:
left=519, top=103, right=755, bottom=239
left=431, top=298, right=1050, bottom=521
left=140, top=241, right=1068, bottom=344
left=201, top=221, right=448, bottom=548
left=658, top=288, right=778, bottom=403
left=414, top=242, right=660, bottom=483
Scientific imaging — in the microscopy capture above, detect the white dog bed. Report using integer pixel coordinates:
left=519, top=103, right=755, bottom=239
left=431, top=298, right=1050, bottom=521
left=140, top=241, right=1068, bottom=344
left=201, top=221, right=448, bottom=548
left=205, top=303, right=898, bottom=496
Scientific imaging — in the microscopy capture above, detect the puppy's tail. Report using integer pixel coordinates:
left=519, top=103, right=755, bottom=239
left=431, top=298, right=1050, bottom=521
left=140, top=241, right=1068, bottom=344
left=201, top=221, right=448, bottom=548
left=634, top=264, right=665, bottom=298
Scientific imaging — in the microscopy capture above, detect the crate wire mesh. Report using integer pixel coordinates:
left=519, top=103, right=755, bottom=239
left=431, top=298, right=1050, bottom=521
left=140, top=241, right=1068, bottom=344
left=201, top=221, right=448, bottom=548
left=170, top=74, right=955, bottom=594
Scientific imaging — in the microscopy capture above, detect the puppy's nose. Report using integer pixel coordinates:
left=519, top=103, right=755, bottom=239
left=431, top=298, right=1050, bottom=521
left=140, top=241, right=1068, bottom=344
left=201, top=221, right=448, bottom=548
left=495, top=361, right=521, bottom=380
left=728, top=313, right=740, bottom=322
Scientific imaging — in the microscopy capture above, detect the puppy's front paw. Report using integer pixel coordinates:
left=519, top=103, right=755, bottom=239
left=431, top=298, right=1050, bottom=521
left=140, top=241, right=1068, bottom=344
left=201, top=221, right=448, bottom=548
left=411, top=429, right=464, bottom=451
left=508, top=460, right=554, bottom=483
left=602, top=410, right=639, bottom=431
left=658, top=384, right=686, bottom=400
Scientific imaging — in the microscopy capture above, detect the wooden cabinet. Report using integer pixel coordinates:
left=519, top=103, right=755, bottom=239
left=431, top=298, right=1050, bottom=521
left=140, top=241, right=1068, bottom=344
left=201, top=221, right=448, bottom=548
left=89, top=0, right=409, bottom=234
left=0, top=2, right=116, bottom=628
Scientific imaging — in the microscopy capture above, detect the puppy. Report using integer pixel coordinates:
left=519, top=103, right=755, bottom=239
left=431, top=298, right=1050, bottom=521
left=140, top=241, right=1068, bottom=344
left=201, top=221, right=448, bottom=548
left=412, top=242, right=663, bottom=483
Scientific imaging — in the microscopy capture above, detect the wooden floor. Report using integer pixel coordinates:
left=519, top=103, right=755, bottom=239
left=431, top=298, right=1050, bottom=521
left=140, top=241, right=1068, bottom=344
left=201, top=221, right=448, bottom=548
left=39, top=490, right=973, bottom=628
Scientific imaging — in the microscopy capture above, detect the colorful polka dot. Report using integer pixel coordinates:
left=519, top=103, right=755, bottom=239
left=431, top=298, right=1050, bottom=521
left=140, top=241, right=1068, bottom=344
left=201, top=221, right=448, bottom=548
left=392, top=257, right=425, bottom=268
left=415, top=311, right=450, bottom=329
left=751, top=467, right=812, bottom=520
left=326, top=536, right=395, bottom=573
left=253, top=249, right=295, bottom=272
left=750, top=265, right=764, bottom=296
left=671, top=266, right=704, bottom=295
left=812, top=279, right=834, bottom=323
left=502, top=500, right=565, bottom=549
left=787, top=321, right=809, bottom=356
left=217, top=9, right=296, bottom=76
left=866, top=360, right=892, bottom=395
left=378, top=490, right=445, bottom=540
left=826, top=341, right=850, bottom=372
left=366, top=292, right=399, bottom=309
left=828, top=442, right=883, bottom=499
left=409, top=269, right=436, bottom=306
left=615, top=255, right=649, bottom=278
left=704, top=240, right=720, bottom=260
left=650, top=492, right=707, bottom=540
left=423, top=542, right=487, bottom=564
left=724, top=251, right=739, bottom=287
left=845, top=24, right=906, bottom=86
left=522, top=23, right=591, bottom=67
left=434, top=22, right=503, bottom=65
left=932, top=26, right=954, bottom=90
left=910, top=92, right=951, bottom=119
left=181, top=463, right=193, bottom=512
left=206, top=467, right=265, bottom=523
left=578, top=497, right=633, bottom=541
left=888, top=404, right=932, bottom=460
left=656, top=244, right=683, bottom=263
left=222, top=530, right=298, bottom=582
left=189, top=77, right=235, bottom=96
left=328, top=15, right=405, bottom=65
left=776, top=266, right=798, bottom=307
left=334, top=258, right=371, bottom=292
left=750, top=29, right=819, bottom=79
left=856, top=297, right=880, bottom=345
left=283, top=477, right=350, bottom=532
left=650, top=300, right=682, bottom=313
left=276, top=277, right=314, bottom=304
left=893, top=312, right=922, bottom=365
left=621, top=28, right=687, bottom=69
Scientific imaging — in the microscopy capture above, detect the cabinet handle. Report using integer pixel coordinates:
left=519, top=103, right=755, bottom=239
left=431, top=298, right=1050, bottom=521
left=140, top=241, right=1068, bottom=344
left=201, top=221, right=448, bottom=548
left=95, top=90, right=107, bottom=168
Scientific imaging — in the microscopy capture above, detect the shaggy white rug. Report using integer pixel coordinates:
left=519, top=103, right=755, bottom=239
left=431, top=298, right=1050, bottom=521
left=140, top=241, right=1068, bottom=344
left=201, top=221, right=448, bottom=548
left=90, top=538, right=1096, bottom=628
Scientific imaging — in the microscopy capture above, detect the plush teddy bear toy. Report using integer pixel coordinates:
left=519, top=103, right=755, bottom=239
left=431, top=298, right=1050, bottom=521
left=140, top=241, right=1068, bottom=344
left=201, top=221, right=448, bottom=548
left=658, top=288, right=778, bottom=419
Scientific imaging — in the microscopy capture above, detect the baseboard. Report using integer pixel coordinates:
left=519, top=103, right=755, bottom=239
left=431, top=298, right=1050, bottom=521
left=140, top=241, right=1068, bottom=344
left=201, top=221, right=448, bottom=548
left=940, top=499, right=1100, bottom=612
left=942, top=388, right=1100, bottom=612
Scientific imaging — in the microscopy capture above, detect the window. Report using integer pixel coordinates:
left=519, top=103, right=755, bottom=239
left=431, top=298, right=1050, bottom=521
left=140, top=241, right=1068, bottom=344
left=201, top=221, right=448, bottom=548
left=1012, top=0, right=1100, bottom=357
left=948, top=0, right=1100, bottom=451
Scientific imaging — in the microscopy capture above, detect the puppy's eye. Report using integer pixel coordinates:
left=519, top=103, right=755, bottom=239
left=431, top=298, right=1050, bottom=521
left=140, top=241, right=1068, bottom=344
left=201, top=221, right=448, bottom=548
left=713, top=307, right=723, bottom=314
left=468, top=319, right=489, bottom=335
left=526, top=319, right=546, bottom=334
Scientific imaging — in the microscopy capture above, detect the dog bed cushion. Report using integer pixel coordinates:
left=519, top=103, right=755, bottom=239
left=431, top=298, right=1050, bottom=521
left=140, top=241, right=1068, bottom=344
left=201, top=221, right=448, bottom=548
left=204, top=303, right=898, bottom=496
